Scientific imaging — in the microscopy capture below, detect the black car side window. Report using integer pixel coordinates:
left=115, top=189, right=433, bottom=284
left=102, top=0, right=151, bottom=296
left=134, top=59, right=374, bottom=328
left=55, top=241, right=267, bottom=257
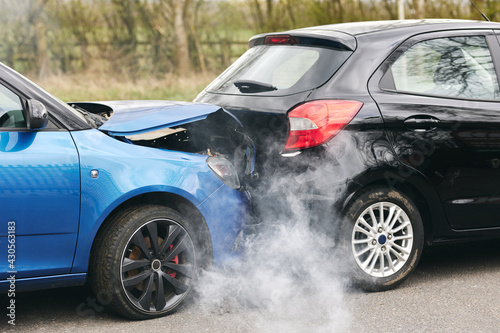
left=0, top=83, right=26, bottom=129
left=389, top=36, right=500, bottom=100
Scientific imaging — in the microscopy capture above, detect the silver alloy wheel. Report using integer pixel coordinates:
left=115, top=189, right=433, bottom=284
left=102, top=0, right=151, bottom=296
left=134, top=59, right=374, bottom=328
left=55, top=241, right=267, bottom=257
left=351, top=201, right=414, bottom=278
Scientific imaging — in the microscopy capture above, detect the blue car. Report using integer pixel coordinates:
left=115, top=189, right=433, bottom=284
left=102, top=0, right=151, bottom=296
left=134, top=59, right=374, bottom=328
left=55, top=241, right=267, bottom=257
left=0, top=62, right=253, bottom=319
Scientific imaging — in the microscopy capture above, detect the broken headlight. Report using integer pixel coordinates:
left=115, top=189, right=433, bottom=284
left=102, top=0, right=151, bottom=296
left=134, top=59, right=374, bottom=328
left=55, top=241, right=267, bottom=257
left=206, top=156, right=241, bottom=190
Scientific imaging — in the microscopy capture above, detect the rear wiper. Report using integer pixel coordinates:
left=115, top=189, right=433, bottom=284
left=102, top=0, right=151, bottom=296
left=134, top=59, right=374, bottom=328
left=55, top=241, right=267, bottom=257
left=234, top=80, right=277, bottom=93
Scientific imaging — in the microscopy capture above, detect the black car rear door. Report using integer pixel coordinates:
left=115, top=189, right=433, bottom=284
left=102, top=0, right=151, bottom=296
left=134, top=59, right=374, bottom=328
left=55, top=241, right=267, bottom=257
left=369, top=30, right=500, bottom=232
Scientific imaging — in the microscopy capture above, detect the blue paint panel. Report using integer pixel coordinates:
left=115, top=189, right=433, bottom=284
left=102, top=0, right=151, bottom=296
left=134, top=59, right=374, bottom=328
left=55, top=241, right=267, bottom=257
left=198, top=185, right=250, bottom=264
left=0, top=234, right=78, bottom=280
left=69, top=129, right=227, bottom=273
left=0, top=131, right=80, bottom=279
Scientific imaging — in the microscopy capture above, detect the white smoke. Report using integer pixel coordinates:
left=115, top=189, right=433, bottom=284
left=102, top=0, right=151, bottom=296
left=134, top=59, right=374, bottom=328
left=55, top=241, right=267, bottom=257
left=194, top=134, right=366, bottom=331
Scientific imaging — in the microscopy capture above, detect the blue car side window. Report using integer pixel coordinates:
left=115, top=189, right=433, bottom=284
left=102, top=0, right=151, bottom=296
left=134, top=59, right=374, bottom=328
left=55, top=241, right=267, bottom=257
left=0, top=84, right=26, bottom=129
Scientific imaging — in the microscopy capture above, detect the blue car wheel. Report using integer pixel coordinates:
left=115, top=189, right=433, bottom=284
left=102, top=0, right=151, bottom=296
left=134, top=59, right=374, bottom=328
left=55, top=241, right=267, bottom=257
left=90, top=205, right=197, bottom=319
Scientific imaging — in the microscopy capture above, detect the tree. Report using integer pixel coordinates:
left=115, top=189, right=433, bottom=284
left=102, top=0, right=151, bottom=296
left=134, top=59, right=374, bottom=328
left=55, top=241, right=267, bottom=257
left=173, top=0, right=192, bottom=75
left=29, top=0, right=51, bottom=77
left=415, top=0, right=425, bottom=19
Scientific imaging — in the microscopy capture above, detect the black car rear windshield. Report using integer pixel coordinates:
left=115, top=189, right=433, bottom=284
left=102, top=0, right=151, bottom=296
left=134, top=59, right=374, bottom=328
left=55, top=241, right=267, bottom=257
left=205, top=44, right=352, bottom=96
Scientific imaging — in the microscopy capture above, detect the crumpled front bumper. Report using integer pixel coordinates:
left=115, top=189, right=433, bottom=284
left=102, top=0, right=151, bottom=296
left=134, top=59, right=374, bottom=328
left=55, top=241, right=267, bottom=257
left=197, top=184, right=251, bottom=265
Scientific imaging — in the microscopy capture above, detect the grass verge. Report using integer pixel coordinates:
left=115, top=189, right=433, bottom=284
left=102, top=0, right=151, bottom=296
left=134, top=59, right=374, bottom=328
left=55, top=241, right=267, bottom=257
left=32, top=72, right=218, bottom=102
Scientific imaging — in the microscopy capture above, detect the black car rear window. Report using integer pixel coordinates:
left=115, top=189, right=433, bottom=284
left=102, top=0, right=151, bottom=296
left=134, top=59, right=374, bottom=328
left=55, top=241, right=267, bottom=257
left=205, top=45, right=352, bottom=96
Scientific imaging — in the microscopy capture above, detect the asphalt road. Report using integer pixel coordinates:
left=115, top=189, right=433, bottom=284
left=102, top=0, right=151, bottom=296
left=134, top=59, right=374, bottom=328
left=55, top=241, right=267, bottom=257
left=2, top=239, right=500, bottom=333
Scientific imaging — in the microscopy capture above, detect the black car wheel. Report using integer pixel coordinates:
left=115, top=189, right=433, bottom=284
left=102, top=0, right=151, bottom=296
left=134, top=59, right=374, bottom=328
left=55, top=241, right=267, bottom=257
left=341, top=187, right=424, bottom=291
left=91, top=205, right=196, bottom=319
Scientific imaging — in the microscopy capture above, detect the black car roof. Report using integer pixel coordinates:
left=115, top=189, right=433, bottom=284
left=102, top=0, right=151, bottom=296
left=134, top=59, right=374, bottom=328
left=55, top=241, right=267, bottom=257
left=249, top=19, right=500, bottom=51
left=287, top=19, right=500, bottom=37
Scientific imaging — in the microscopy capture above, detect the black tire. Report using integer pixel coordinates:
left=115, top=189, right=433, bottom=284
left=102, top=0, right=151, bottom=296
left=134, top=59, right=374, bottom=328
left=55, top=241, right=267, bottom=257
left=90, top=205, right=198, bottom=319
left=340, top=187, right=424, bottom=291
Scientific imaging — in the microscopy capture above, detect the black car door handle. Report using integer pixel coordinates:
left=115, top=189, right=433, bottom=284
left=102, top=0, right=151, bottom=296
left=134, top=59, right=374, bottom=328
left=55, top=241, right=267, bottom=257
left=404, top=116, right=441, bottom=131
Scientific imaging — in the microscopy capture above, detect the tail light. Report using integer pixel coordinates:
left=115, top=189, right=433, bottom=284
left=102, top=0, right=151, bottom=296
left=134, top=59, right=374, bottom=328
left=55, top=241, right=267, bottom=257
left=284, top=100, right=363, bottom=151
left=265, top=35, right=296, bottom=45
left=207, top=156, right=240, bottom=190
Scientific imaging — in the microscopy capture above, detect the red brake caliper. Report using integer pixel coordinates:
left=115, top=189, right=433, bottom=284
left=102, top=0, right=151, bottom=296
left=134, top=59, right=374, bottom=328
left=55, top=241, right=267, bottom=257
left=166, top=244, right=179, bottom=278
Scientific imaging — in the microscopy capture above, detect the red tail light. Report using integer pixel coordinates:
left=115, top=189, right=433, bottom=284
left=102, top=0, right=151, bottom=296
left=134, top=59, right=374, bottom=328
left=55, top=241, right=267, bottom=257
left=284, top=100, right=363, bottom=151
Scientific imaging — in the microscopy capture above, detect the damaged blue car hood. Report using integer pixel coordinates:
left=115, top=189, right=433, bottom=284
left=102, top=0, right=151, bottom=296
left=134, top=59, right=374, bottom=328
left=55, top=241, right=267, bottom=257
left=88, top=100, right=222, bottom=136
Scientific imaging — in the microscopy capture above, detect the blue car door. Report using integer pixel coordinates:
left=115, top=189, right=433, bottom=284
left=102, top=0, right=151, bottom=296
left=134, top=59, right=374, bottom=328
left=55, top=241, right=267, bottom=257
left=0, top=82, right=80, bottom=280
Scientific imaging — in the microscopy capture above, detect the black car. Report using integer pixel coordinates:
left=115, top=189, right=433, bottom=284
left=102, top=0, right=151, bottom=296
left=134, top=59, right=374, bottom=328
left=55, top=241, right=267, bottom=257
left=195, top=19, right=500, bottom=291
